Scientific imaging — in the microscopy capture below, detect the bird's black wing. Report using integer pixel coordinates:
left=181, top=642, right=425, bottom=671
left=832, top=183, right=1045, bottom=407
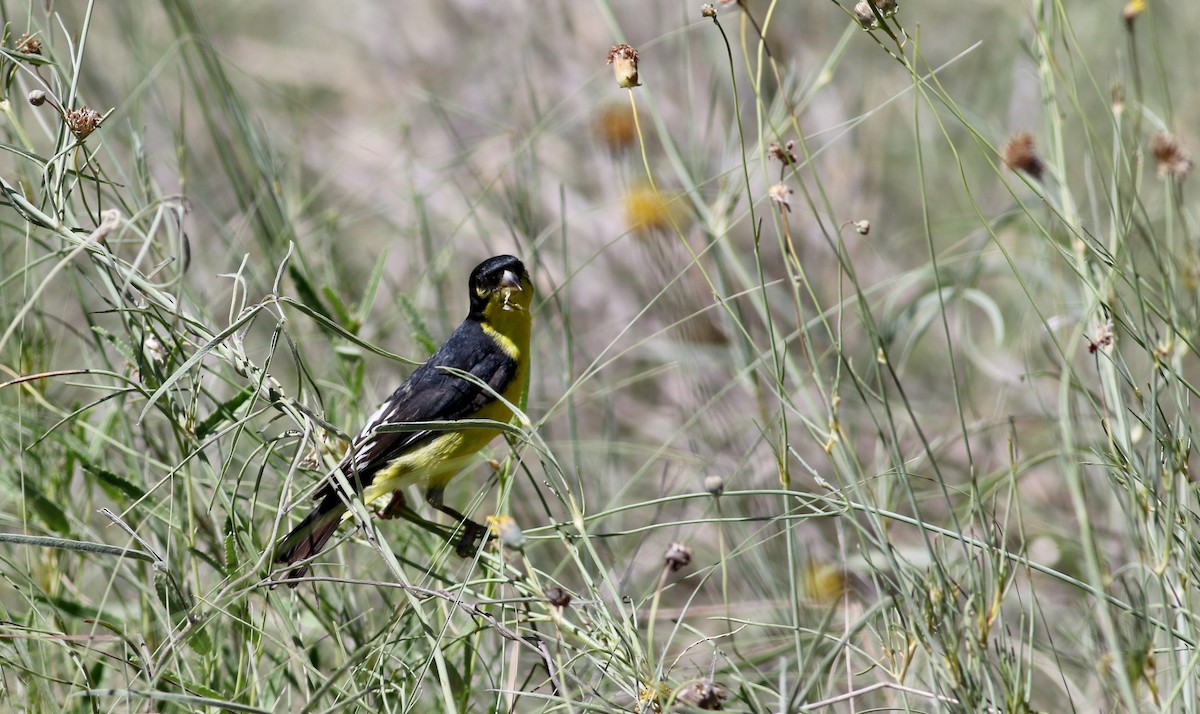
left=325, top=320, right=519, bottom=496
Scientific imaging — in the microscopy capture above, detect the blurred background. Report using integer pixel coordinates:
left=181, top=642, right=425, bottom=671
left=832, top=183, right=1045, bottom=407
left=1, top=0, right=1198, bottom=711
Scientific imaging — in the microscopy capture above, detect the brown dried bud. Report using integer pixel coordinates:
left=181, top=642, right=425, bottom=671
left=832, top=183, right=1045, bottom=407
left=675, top=679, right=729, bottom=710
left=545, top=586, right=572, bottom=608
left=664, top=542, right=691, bottom=572
left=769, top=140, right=797, bottom=166
left=703, top=475, right=725, bottom=497
left=28, top=90, right=46, bottom=106
left=701, top=4, right=717, bottom=18
left=66, top=106, right=102, bottom=140
left=607, top=43, right=640, bottom=88
left=594, top=101, right=637, bottom=152
left=1111, top=83, right=1125, bottom=116
left=15, top=33, right=42, bottom=55
left=854, top=219, right=870, bottom=235
left=1150, top=132, right=1194, bottom=181
left=854, top=0, right=898, bottom=26
left=1002, top=131, right=1044, bottom=181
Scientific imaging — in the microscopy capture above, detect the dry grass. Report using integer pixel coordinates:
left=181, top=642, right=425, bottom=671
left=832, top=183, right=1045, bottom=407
left=1, top=0, right=1198, bottom=711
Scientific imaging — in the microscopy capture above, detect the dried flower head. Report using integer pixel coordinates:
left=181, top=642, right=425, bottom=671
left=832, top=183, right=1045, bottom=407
left=1122, top=0, right=1146, bottom=27
left=768, top=182, right=793, bottom=212
left=854, top=219, right=871, bottom=235
left=675, top=679, right=729, bottom=710
left=703, top=475, right=725, bottom=497
left=1150, top=132, right=1194, bottom=181
left=1087, top=320, right=1114, bottom=355
left=594, top=101, right=637, bottom=152
left=607, top=43, right=640, bottom=88
left=638, top=683, right=668, bottom=713
left=701, top=4, right=717, bottom=17
left=486, top=515, right=525, bottom=551
left=545, top=586, right=572, bottom=609
left=1002, top=131, right=1044, bottom=181
left=803, top=561, right=847, bottom=604
left=15, top=33, right=42, bottom=55
left=28, top=90, right=46, bottom=107
left=664, top=542, right=692, bottom=572
left=624, top=181, right=681, bottom=234
left=769, top=140, right=797, bottom=166
left=66, top=106, right=102, bottom=140
left=143, top=333, right=167, bottom=369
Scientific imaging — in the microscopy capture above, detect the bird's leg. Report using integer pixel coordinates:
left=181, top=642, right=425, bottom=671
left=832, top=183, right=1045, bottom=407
left=378, top=490, right=456, bottom=540
left=426, top=486, right=489, bottom=557
left=378, top=490, right=408, bottom=520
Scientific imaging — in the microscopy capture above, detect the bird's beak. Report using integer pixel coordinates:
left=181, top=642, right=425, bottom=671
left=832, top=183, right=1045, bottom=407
left=500, top=270, right=522, bottom=291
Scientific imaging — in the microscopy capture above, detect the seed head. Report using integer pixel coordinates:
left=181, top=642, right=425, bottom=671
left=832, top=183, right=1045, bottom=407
left=853, top=0, right=897, bottom=26
left=15, top=33, right=42, bottom=55
left=803, top=561, right=847, bottom=604
left=854, top=219, right=870, bottom=235
left=28, top=90, right=46, bottom=106
left=854, top=2, right=876, bottom=26
left=545, top=586, right=572, bottom=609
left=1087, top=320, right=1114, bottom=355
left=623, top=181, right=680, bottom=234
left=768, top=182, right=793, bottom=212
left=769, top=140, right=797, bottom=166
left=1002, top=131, right=1044, bottom=181
left=594, top=101, right=637, bottom=152
left=701, top=4, right=717, bottom=18
left=664, top=542, right=691, bottom=572
left=675, top=679, right=729, bottom=710
left=607, top=43, right=640, bottom=88
left=1150, top=132, right=1194, bottom=181
left=703, top=475, right=725, bottom=497
left=66, top=106, right=102, bottom=140
left=486, top=515, right=525, bottom=551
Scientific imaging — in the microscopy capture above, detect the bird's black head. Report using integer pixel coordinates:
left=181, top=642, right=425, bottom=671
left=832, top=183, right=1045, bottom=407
left=468, top=255, right=533, bottom=318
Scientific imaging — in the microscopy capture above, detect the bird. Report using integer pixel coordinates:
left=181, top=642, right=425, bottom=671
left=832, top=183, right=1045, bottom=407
left=273, top=255, right=533, bottom=586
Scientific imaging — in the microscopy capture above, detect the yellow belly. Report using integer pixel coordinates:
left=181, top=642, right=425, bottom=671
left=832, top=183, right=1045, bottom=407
left=361, top=362, right=528, bottom=504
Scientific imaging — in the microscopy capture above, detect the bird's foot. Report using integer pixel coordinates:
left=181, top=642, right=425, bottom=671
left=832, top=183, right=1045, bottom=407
left=454, top=519, right=491, bottom=558
left=378, top=490, right=409, bottom=520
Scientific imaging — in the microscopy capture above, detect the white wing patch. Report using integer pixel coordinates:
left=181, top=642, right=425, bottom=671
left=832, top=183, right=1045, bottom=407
left=359, top=399, right=392, bottom=436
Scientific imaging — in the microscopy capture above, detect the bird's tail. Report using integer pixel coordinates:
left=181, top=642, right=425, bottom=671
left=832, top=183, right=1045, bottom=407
left=273, top=495, right=346, bottom=587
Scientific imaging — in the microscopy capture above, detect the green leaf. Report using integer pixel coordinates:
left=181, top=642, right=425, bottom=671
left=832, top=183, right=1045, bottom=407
left=194, top=386, right=253, bottom=440
left=80, top=460, right=146, bottom=502
left=154, top=569, right=192, bottom=618
left=186, top=623, right=212, bottom=656
left=19, top=481, right=71, bottom=536
left=353, top=244, right=390, bottom=330
left=287, top=264, right=333, bottom=323
left=91, top=326, right=137, bottom=367
left=321, top=284, right=354, bottom=330
left=397, top=292, right=438, bottom=355
left=225, top=532, right=239, bottom=573
left=34, top=593, right=105, bottom=621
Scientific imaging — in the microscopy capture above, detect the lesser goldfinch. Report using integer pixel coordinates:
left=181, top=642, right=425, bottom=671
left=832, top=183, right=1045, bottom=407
left=273, top=255, right=533, bottom=586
